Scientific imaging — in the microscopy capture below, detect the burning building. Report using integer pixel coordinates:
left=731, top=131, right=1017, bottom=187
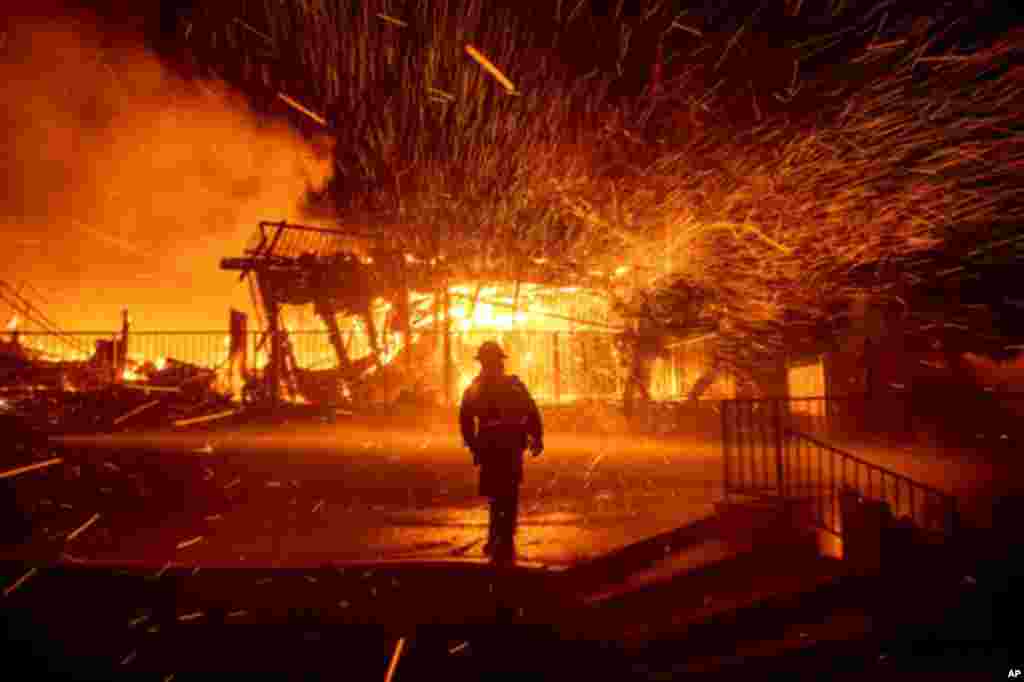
left=219, top=220, right=736, bottom=410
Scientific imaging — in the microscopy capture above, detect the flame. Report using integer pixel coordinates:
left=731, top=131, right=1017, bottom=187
left=122, top=367, right=143, bottom=382
left=6, top=314, right=19, bottom=331
left=413, top=315, right=436, bottom=329
left=154, top=356, right=167, bottom=371
left=457, top=371, right=473, bottom=397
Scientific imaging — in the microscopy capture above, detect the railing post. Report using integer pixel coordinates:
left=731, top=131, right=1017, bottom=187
left=774, top=398, right=785, bottom=500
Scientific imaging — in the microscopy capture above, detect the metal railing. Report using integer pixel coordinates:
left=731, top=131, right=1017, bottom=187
left=6, top=328, right=755, bottom=408
left=782, top=428, right=957, bottom=538
left=722, top=398, right=959, bottom=538
left=5, top=329, right=633, bottom=404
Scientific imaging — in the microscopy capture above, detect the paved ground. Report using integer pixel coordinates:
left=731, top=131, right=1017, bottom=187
left=10, top=408, right=1014, bottom=568
left=25, top=421, right=724, bottom=569
left=2, top=413, right=1012, bottom=677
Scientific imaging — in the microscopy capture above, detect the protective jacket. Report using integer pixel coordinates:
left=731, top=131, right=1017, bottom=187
left=459, top=373, right=542, bottom=497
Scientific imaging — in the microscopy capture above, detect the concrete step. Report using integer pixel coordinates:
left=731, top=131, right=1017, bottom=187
left=564, top=498, right=839, bottom=643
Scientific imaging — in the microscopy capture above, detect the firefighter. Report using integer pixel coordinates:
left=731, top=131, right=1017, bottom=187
left=459, top=341, right=543, bottom=561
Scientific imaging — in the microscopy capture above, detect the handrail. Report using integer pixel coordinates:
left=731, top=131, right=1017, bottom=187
left=721, top=397, right=960, bottom=539
left=781, top=427, right=948, bottom=500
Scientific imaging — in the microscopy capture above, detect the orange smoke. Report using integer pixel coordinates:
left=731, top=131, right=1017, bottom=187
left=0, top=12, right=332, bottom=331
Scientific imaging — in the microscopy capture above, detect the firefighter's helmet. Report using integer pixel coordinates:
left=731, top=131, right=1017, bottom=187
left=475, top=341, right=508, bottom=362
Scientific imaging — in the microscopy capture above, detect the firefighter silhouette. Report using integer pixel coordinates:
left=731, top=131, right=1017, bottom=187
left=459, top=341, right=543, bottom=561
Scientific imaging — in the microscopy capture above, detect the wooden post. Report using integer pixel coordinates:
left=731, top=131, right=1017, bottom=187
left=434, top=288, right=443, bottom=402
left=113, top=308, right=129, bottom=384
left=553, top=332, right=561, bottom=404
left=443, top=286, right=452, bottom=406
left=259, top=276, right=281, bottom=409
left=229, top=310, right=248, bottom=400
left=268, top=306, right=281, bottom=409
left=399, top=258, right=412, bottom=374
left=255, top=272, right=282, bottom=409
left=120, top=308, right=129, bottom=366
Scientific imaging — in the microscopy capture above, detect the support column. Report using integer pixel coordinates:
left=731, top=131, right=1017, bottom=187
left=258, top=274, right=281, bottom=410
left=268, top=305, right=282, bottom=409
left=443, top=286, right=452, bottom=406
left=553, top=332, right=561, bottom=404
left=434, top=288, right=443, bottom=402
left=229, top=309, right=248, bottom=400
left=114, top=308, right=129, bottom=383
left=398, top=259, right=412, bottom=375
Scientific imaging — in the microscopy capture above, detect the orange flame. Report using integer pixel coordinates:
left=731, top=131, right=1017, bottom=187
left=6, top=314, right=19, bottom=331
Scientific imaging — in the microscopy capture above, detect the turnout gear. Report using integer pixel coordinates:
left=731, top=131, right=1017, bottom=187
left=459, top=361, right=543, bottom=561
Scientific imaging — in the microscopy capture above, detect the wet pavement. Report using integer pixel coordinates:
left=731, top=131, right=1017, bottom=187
left=18, top=423, right=723, bottom=569
left=2, top=415, right=1012, bottom=677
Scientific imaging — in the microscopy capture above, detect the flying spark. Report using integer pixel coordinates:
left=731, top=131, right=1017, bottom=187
left=65, top=513, right=100, bottom=542
left=465, top=44, right=518, bottom=95
left=3, top=567, right=38, bottom=598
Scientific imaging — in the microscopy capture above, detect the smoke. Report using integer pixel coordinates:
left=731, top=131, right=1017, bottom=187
left=0, top=10, right=332, bottom=330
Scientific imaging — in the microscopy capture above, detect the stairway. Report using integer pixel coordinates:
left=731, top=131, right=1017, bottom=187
left=564, top=497, right=848, bottom=641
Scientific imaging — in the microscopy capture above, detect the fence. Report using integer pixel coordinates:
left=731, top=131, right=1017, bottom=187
left=722, top=398, right=959, bottom=539
left=7, top=329, right=631, bottom=404
left=8, top=328, right=754, bottom=408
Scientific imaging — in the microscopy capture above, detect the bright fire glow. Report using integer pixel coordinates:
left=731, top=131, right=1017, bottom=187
left=6, top=314, right=19, bottom=331
left=451, top=302, right=520, bottom=331
left=122, top=367, right=143, bottom=382
left=457, top=371, right=472, bottom=397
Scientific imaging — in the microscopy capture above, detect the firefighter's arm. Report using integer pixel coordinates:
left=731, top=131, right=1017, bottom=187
left=518, top=379, right=544, bottom=456
left=458, top=390, right=480, bottom=464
